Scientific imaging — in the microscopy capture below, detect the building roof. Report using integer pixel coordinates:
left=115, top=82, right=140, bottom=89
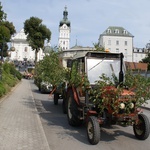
left=11, top=29, right=27, bottom=41
left=125, top=62, right=148, bottom=71
left=69, top=45, right=95, bottom=51
left=101, top=26, right=134, bottom=37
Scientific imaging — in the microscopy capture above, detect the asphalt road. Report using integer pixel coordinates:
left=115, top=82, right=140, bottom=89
left=30, top=80, right=150, bottom=150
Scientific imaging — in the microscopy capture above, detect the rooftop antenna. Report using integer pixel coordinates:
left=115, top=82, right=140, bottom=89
left=75, top=36, right=77, bottom=46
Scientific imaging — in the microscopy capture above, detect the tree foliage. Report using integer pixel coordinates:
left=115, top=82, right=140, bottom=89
left=35, top=49, right=67, bottom=88
left=140, top=53, right=150, bottom=70
left=93, top=43, right=105, bottom=52
left=24, top=17, right=51, bottom=64
left=88, top=72, right=150, bottom=115
left=0, top=2, right=16, bottom=59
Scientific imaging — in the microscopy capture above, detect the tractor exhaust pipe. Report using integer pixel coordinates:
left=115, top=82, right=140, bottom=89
left=119, top=53, right=124, bottom=84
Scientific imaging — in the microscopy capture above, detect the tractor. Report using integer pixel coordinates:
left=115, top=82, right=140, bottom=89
left=56, top=51, right=150, bottom=145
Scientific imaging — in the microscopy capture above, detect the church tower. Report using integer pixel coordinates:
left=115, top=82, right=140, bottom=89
left=58, top=6, right=71, bottom=50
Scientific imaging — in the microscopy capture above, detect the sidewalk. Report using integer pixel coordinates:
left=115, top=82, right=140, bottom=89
left=0, top=79, right=50, bottom=150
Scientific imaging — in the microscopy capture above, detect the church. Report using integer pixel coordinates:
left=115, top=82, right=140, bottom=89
left=10, top=29, right=44, bottom=62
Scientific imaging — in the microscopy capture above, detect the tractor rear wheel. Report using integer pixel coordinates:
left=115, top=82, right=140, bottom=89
left=87, top=116, right=100, bottom=145
left=67, top=91, right=82, bottom=126
left=54, top=93, right=59, bottom=105
left=133, top=114, right=150, bottom=140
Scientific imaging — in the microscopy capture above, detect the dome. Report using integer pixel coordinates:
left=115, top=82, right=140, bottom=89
left=59, top=19, right=70, bottom=27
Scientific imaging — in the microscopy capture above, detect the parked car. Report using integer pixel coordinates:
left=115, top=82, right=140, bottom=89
left=34, top=77, right=53, bottom=93
left=39, top=81, right=53, bottom=93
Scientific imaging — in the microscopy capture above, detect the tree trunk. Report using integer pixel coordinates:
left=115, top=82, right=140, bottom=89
left=35, top=49, right=38, bottom=65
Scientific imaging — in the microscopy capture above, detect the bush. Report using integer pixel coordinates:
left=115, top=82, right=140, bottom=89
left=0, top=62, right=22, bottom=98
left=0, top=82, right=6, bottom=97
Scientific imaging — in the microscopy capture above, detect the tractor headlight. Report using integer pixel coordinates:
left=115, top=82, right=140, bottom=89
left=129, top=103, right=134, bottom=109
left=119, top=103, right=125, bottom=109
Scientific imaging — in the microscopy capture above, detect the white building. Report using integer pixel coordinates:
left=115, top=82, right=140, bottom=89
left=58, top=6, right=71, bottom=50
left=133, top=47, right=147, bottom=62
left=98, top=26, right=134, bottom=62
left=10, top=29, right=44, bottom=62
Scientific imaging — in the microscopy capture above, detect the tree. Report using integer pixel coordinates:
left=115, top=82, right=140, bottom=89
left=0, top=2, right=16, bottom=60
left=35, top=48, right=67, bottom=89
left=24, top=17, right=51, bottom=64
left=93, top=43, right=105, bottom=52
left=140, top=53, right=150, bottom=70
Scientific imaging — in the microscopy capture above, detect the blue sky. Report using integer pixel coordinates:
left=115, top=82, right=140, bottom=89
left=1, top=0, right=150, bottom=48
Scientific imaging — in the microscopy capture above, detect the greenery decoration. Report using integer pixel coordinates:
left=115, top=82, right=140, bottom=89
left=87, top=71, right=150, bottom=115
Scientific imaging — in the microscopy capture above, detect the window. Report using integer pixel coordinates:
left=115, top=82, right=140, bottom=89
left=116, top=40, right=119, bottom=45
left=116, top=48, right=119, bottom=53
left=108, top=40, right=111, bottom=45
left=114, top=29, right=119, bottom=34
left=124, top=49, right=127, bottom=55
left=107, top=29, right=111, bottom=33
left=123, top=30, right=128, bottom=34
left=24, top=47, right=28, bottom=52
left=125, top=41, right=127, bottom=46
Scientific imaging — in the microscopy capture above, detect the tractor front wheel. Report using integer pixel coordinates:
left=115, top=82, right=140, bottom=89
left=87, top=116, right=100, bottom=145
left=133, top=114, right=150, bottom=140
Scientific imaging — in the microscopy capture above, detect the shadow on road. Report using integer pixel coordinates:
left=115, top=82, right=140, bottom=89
left=30, top=80, right=137, bottom=145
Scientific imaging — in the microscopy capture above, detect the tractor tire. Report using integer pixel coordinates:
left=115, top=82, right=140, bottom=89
left=62, top=98, right=67, bottom=114
left=87, top=116, right=100, bottom=145
left=67, top=91, right=82, bottom=126
left=54, top=93, right=59, bottom=105
left=133, top=114, right=150, bottom=140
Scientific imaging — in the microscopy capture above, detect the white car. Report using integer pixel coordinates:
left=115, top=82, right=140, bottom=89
left=40, top=81, right=53, bottom=93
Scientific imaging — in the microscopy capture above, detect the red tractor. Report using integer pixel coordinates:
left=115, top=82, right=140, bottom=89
left=62, top=51, right=150, bottom=145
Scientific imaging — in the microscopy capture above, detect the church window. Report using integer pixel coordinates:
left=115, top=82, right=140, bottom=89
left=24, top=47, right=28, bottom=52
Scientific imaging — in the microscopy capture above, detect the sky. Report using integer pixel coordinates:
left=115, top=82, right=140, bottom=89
left=1, top=0, right=150, bottom=48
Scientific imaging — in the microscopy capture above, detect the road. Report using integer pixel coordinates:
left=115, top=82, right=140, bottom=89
left=30, top=80, right=150, bottom=150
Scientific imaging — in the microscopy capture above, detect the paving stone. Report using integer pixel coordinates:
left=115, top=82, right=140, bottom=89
left=0, top=79, right=50, bottom=150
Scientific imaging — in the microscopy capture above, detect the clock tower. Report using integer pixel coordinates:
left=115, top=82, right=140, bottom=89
left=58, top=6, right=71, bottom=50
